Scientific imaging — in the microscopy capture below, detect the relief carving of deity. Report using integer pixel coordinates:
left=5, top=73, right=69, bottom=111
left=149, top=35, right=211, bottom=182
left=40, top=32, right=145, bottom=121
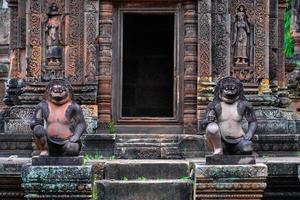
left=233, top=5, right=250, bottom=65
left=45, top=3, right=62, bottom=66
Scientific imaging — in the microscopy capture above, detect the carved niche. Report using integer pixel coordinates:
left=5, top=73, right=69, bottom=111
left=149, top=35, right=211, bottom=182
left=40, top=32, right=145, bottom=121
left=42, top=2, right=64, bottom=81
left=230, top=3, right=255, bottom=83
left=229, top=1, right=268, bottom=85
left=27, top=0, right=98, bottom=83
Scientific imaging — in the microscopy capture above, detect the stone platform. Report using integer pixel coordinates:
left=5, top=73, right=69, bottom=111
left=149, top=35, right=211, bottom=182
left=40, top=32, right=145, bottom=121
left=22, top=157, right=93, bottom=199
left=194, top=163, right=268, bottom=200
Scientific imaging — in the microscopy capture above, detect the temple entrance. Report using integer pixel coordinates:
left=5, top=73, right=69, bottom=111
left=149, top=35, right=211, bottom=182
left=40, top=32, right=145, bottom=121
left=121, top=14, right=174, bottom=117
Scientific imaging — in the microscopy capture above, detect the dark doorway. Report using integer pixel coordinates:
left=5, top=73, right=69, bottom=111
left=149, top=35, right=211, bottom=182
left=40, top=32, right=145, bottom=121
left=122, top=14, right=174, bottom=117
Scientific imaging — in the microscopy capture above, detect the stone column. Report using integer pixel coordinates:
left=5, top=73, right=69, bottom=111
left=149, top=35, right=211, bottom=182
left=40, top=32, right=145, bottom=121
left=97, top=0, right=113, bottom=126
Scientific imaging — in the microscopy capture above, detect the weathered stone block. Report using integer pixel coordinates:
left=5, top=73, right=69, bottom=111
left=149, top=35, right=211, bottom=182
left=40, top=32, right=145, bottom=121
left=32, top=156, right=84, bottom=166
left=104, top=160, right=190, bottom=180
left=206, top=155, right=256, bottom=165
left=82, top=134, right=115, bottom=157
left=0, top=133, right=32, bottom=157
left=0, top=158, right=30, bottom=200
left=95, top=180, right=193, bottom=200
left=194, top=163, right=267, bottom=200
left=261, top=157, right=300, bottom=200
left=22, top=165, right=93, bottom=199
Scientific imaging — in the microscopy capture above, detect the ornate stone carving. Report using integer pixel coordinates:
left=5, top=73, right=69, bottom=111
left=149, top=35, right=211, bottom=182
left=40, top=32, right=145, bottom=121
left=42, top=2, right=64, bottom=81
left=67, top=0, right=84, bottom=82
left=212, top=0, right=230, bottom=78
left=229, top=0, right=268, bottom=86
left=183, top=1, right=197, bottom=134
left=29, top=0, right=42, bottom=81
left=198, top=0, right=211, bottom=79
left=84, top=0, right=98, bottom=82
left=97, top=1, right=113, bottom=124
left=232, top=5, right=250, bottom=65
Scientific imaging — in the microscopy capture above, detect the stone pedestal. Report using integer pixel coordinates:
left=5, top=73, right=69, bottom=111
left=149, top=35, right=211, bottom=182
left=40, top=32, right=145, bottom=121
left=194, top=163, right=267, bottom=200
left=22, top=157, right=93, bottom=199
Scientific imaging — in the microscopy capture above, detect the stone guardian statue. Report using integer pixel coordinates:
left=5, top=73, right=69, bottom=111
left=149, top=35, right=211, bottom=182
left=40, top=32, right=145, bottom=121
left=30, top=79, right=86, bottom=156
left=201, top=77, right=257, bottom=155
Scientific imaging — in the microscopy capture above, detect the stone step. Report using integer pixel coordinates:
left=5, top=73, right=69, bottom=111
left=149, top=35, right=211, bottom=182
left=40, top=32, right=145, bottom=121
left=114, top=146, right=181, bottom=159
left=115, top=134, right=179, bottom=142
left=104, top=160, right=190, bottom=180
left=114, top=134, right=182, bottom=159
left=95, top=180, right=193, bottom=200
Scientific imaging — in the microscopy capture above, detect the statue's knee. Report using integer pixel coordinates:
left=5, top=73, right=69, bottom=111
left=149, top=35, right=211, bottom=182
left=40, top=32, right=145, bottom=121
left=238, top=140, right=253, bottom=154
left=206, top=123, right=220, bottom=136
left=33, top=125, right=46, bottom=138
left=62, top=142, right=80, bottom=156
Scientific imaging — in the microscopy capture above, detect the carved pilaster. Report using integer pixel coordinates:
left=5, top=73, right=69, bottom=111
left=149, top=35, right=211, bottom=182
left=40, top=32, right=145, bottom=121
left=183, top=1, right=197, bottom=134
left=84, top=0, right=98, bottom=83
left=254, top=0, right=269, bottom=82
left=28, top=0, right=42, bottom=81
left=66, top=0, right=84, bottom=82
left=98, top=0, right=112, bottom=125
left=197, top=0, right=213, bottom=131
left=269, top=0, right=278, bottom=83
left=212, top=0, right=230, bottom=79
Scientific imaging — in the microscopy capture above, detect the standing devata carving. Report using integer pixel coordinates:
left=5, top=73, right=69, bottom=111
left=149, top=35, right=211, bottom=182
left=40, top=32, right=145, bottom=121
left=30, top=79, right=86, bottom=156
left=233, top=5, right=250, bottom=65
left=201, top=77, right=257, bottom=155
left=45, top=2, right=62, bottom=66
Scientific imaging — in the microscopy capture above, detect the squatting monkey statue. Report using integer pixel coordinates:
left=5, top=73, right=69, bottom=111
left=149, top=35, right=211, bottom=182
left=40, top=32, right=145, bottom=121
left=31, top=79, right=86, bottom=156
left=201, top=77, right=257, bottom=155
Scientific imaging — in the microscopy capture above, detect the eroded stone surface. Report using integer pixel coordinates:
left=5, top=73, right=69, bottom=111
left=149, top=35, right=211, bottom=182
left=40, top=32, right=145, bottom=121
left=95, top=180, right=193, bottom=200
left=194, top=163, right=267, bottom=200
left=22, top=165, right=93, bottom=199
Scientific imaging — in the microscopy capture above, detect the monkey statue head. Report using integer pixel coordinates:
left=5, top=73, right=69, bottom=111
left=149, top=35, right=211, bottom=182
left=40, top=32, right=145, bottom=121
left=45, top=79, right=73, bottom=105
left=215, top=77, right=245, bottom=104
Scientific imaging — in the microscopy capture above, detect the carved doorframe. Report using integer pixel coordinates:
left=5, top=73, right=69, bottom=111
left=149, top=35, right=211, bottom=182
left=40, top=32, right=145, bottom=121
left=111, top=2, right=184, bottom=124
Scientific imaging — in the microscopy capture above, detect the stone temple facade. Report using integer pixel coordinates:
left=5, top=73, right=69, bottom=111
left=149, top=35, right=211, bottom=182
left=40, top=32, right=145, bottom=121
left=0, top=0, right=299, bottom=159
left=3, top=1, right=300, bottom=200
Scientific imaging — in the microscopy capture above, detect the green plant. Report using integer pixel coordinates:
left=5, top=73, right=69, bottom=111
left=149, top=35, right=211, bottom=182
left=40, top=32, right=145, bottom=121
left=137, top=176, right=147, bottom=181
left=180, top=176, right=191, bottom=180
left=107, top=121, right=116, bottom=134
left=296, top=60, right=300, bottom=68
left=123, top=176, right=128, bottom=181
left=83, top=152, right=104, bottom=163
left=285, top=1, right=294, bottom=58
